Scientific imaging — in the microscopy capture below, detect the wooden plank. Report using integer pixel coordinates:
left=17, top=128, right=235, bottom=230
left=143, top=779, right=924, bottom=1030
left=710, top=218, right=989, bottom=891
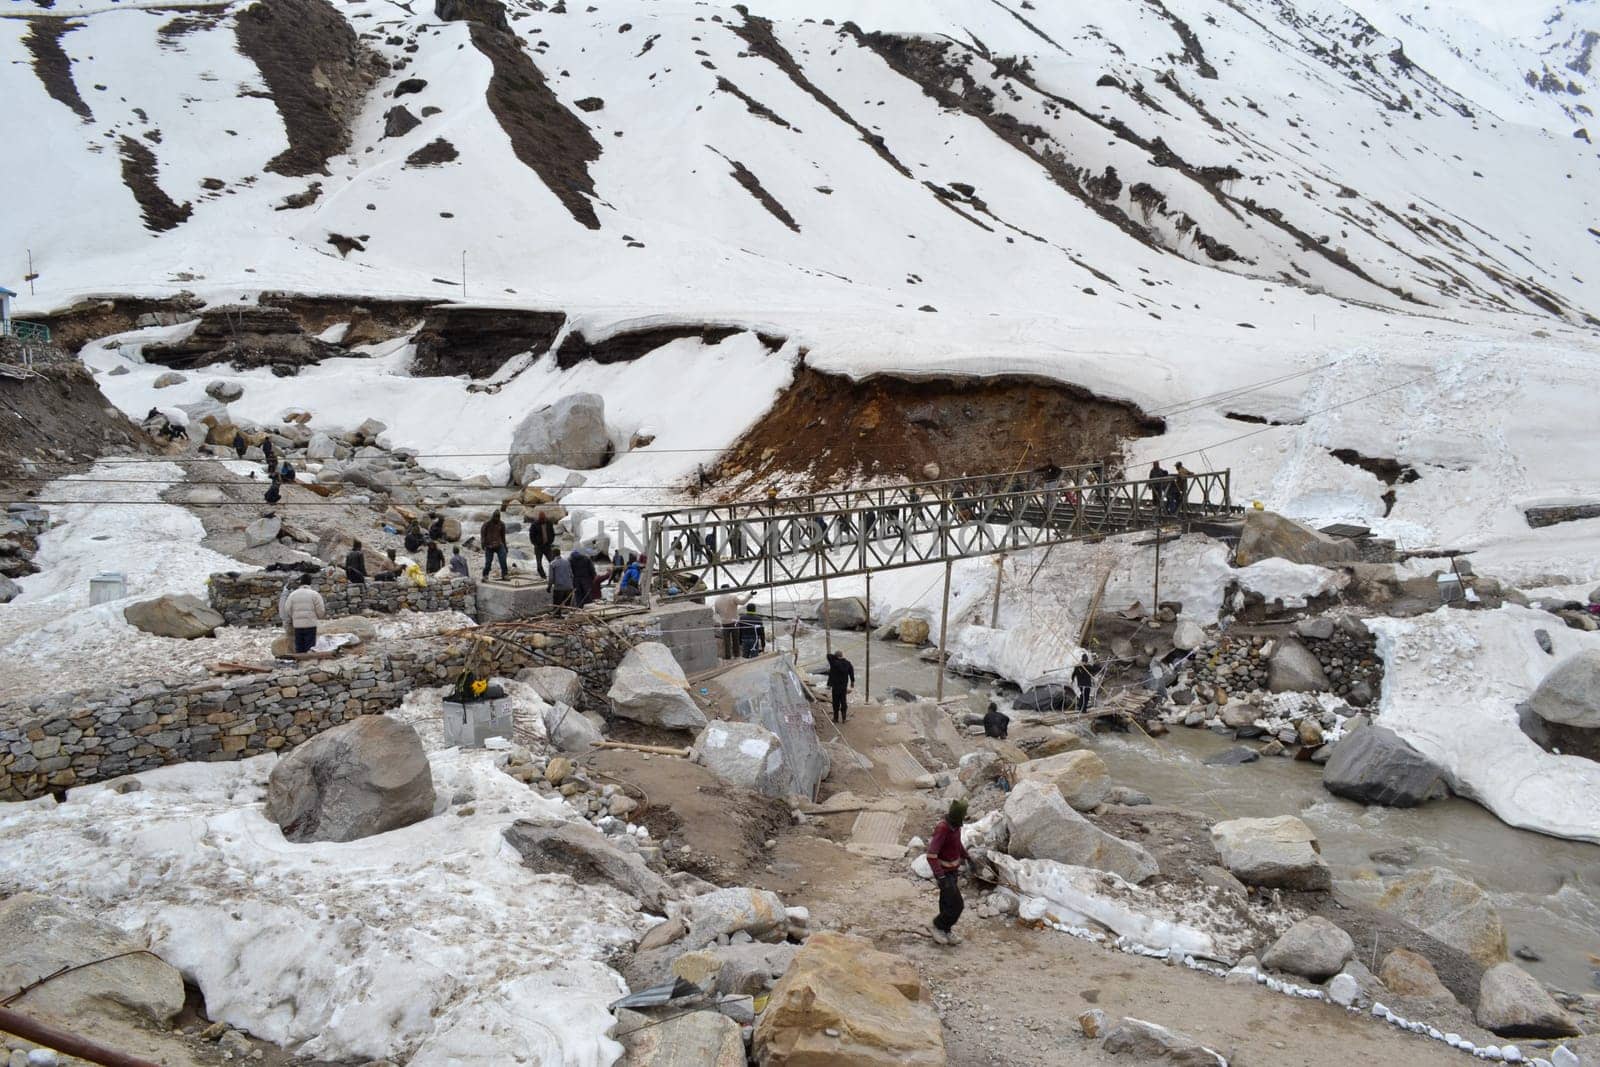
left=868, top=743, right=929, bottom=786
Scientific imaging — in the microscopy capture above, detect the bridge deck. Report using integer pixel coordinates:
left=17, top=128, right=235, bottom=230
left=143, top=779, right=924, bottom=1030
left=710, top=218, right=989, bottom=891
left=643, top=466, right=1240, bottom=601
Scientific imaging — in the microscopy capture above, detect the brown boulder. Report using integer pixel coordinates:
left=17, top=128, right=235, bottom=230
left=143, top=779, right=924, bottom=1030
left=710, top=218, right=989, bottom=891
left=753, top=931, right=944, bottom=1066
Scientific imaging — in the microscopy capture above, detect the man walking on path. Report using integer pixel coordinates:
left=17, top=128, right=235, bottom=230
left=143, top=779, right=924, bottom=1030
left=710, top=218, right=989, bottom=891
left=926, top=799, right=971, bottom=946
left=1073, top=652, right=1098, bottom=713
left=529, top=511, right=556, bottom=578
left=826, top=650, right=855, bottom=723
left=480, top=510, right=508, bottom=580
left=283, top=574, right=326, bottom=655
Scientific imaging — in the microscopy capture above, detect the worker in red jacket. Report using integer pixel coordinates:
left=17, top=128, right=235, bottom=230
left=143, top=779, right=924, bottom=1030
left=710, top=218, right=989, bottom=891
left=926, top=798, right=971, bottom=946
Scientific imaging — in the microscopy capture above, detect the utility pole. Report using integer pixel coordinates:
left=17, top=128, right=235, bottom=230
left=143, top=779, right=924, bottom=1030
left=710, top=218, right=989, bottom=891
left=821, top=575, right=832, bottom=656
left=461, top=251, right=467, bottom=298
left=26, top=249, right=35, bottom=296
left=1152, top=523, right=1163, bottom=620
left=935, top=559, right=953, bottom=701
left=864, top=572, right=872, bottom=703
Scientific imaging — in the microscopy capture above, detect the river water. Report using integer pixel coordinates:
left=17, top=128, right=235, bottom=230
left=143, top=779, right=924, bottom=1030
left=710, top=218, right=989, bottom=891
left=797, top=627, right=1600, bottom=993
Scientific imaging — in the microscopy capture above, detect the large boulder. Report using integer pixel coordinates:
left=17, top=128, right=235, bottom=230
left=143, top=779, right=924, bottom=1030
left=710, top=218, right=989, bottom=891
left=518, top=665, right=585, bottom=707
left=1267, top=638, right=1330, bottom=693
left=1475, top=962, right=1581, bottom=1038
left=1321, top=725, right=1447, bottom=807
left=1260, top=916, right=1354, bottom=980
left=710, top=656, right=831, bottom=798
left=244, top=515, right=282, bottom=548
left=0, top=894, right=185, bottom=1026
left=508, top=392, right=611, bottom=482
left=1376, top=867, right=1507, bottom=967
left=1172, top=619, right=1206, bottom=651
left=541, top=703, right=603, bottom=753
left=1234, top=510, right=1359, bottom=568
left=694, top=720, right=787, bottom=796
left=123, top=593, right=224, bottom=639
left=1003, top=779, right=1158, bottom=883
left=264, top=715, right=436, bottom=843
left=685, top=887, right=788, bottom=948
left=503, top=819, right=674, bottom=912
left=752, top=931, right=946, bottom=1067
left=152, top=371, right=187, bottom=388
left=1100, top=1017, right=1226, bottom=1066
left=617, top=1008, right=744, bottom=1067
left=1012, top=684, right=1071, bottom=712
left=1015, top=749, right=1110, bottom=811
left=1527, top=649, right=1600, bottom=728
left=0, top=574, right=19, bottom=604
left=819, top=596, right=868, bottom=629
left=205, top=379, right=244, bottom=402
left=1377, top=947, right=1455, bottom=1003
left=608, top=642, right=707, bottom=731
left=306, top=431, right=338, bottom=460
left=1209, top=815, right=1331, bottom=890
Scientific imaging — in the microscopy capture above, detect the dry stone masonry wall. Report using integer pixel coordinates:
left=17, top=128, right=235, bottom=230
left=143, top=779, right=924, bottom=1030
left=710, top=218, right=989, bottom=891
left=0, top=623, right=627, bottom=801
left=208, top=571, right=477, bottom=626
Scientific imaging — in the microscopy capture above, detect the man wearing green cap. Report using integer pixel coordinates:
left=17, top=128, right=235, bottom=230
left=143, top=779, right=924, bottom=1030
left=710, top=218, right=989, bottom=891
left=926, top=798, right=971, bottom=945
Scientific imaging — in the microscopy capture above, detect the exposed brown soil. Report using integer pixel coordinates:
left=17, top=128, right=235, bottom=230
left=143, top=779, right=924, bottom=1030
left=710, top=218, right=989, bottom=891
left=404, top=137, right=459, bottom=166
left=23, top=18, right=92, bottom=121
left=1330, top=447, right=1420, bottom=516
left=446, top=4, right=601, bottom=229
left=714, top=75, right=793, bottom=128
left=235, top=0, right=378, bottom=177
left=410, top=306, right=565, bottom=378
left=710, top=148, right=799, bottom=232
left=0, top=355, right=156, bottom=490
left=142, top=305, right=343, bottom=372
left=714, top=366, right=1165, bottom=490
left=258, top=293, right=433, bottom=347
left=117, top=137, right=193, bottom=232
left=554, top=323, right=752, bottom=369
left=34, top=295, right=203, bottom=354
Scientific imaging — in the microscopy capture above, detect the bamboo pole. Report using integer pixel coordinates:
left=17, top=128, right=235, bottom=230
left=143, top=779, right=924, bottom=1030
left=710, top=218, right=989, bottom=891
left=864, top=572, right=872, bottom=703
left=0, top=1007, right=161, bottom=1067
left=821, top=576, right=833, bottom=656
left=989, top=554, right=1004, bottom=628
left=935, top=559, right=953, bottom=701
left=592, top=741, right=690, bottom=757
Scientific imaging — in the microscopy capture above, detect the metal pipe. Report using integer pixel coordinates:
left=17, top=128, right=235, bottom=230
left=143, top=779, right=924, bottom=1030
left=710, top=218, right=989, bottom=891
left=0, top=1006, right=162, bottom=1067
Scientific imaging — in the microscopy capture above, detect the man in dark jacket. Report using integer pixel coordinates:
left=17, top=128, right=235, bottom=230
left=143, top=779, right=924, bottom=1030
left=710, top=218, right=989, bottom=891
left=480, top=510, right=508, bottom=580
left=425, top=540, right=445, bottom=575
left=264, top=473, right=281, bottom=504
left=232, top=430, right=248, bottom=458
left=1072, top=652, right=1098, bottom=713
left=983, top=701, right=1010, bottom=739
left=528, top=511, right=556, bottom=577
left=428, top=512, right=446, bottom=543
left=926, top=799, right=971, bottom=946
left=344, top=539, right=368, bottom=584
left=568, top=548, right=596, bottom=607
left=737, top=604, right=765, bottom=657
left=278, top=459, right=296, bottom=483
left=404, top=520, right=426, bottom=554
left=825, top=651, right=855, bottom=723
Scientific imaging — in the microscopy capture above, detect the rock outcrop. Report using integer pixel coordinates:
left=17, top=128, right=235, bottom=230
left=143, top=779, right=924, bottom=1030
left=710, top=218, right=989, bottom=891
left=608, top=642, right=707, bottom=731
left=1234, top=510, right=1359, bottom=568
left=753, top=931, right=946, bottom=1066
left=1003, top=779, right=1158, bottom=883
left=1321, top=724, right=1447, bottom=807
left=508, top=392, right=611, bottom=481
left=123, top=593, right=224, bottom=639
left=1528, top=649, right=1600, bottom=728
left=1377, top=947, right=1455, bottom=1003
left=1260, top=916, right=1354, bottom=980
left=264, top=714, right=436, bottom=842
left=617, top=1008, right=744, bottom=1067
left=1376, top=867, right=1507, bottom=967
left=1475, top=962, right=1581, bottom=1038
left=0, top=894, right=185, bottom=1026
left=694, top=720, right=787, bottom=796
left=503, top=818, right=673, bottom=911
left=1209, top=814, right=1331, bottom=890
left=1014, top=749, right=1110, bottom=811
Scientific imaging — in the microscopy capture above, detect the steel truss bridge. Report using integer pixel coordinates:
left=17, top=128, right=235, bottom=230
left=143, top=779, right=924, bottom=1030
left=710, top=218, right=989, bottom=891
left=642, top=462, right=1241, bottom=603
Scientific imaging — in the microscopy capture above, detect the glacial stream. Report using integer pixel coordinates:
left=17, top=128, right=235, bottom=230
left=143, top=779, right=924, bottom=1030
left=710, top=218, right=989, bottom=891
left=797, top=627, right=1600, bottom=993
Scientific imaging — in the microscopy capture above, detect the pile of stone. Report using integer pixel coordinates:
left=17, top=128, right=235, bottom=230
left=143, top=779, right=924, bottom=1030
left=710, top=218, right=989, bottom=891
left=1184, top=620, right=1383, bottom=706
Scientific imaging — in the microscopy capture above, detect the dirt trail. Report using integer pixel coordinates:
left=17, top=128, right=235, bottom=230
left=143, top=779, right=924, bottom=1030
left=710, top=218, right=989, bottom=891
left=738, top=699, right=1483, bottom=1067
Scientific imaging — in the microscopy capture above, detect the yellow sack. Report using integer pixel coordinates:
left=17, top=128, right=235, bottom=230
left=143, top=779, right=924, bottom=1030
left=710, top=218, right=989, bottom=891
left=404, top=563, right=428, bottom=588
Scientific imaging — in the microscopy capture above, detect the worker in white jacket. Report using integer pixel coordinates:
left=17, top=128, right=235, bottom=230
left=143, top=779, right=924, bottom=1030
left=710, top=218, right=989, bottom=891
left=284, top=574, right=327, bottom=654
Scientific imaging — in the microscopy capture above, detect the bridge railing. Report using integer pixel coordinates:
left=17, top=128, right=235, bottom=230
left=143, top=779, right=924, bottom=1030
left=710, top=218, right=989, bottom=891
left=644, top=468, right=1235, bottom=599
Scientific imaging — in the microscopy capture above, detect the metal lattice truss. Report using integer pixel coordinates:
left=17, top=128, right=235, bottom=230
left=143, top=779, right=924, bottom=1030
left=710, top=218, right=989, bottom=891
left=643, top=466, right=1238, bottom=601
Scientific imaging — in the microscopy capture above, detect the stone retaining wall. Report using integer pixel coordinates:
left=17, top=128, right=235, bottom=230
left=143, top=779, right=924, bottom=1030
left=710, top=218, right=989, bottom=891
left=0, top=622, right=629, bottom=801
left=208, top=571, right=477, bottom=626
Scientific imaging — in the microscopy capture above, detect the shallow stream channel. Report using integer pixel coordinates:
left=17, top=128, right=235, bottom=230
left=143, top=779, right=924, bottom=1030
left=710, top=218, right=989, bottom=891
left=794, top=626, right=1600, bottom=994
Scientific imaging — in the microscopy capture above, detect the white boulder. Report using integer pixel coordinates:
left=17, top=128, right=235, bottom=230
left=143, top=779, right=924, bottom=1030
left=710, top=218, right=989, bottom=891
left=509, top=393, right=611, bottom=482
left=1210, top=814, right=1331, bottom=890
left=1003, top=779, right=1158, bottom=883
left=608, top=642, right=707, bottom=731
left=695, top=720, right=786, bottom=796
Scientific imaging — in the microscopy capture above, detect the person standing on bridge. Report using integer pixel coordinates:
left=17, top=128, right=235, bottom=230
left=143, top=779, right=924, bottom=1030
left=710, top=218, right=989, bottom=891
left=1147, top=462, right=1170, bottom=513
left=826, top=650, right=855, bottom=723
left=1073, top=651, right=1099, bottom=713
left=926, top=798, right=971, bottom=946
left=1170, top=461, right=1194, bottom=514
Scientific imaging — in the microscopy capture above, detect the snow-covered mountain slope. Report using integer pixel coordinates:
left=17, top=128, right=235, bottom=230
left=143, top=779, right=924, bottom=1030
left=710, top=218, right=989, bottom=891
left=3, top=0, right=1597, bottom=325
